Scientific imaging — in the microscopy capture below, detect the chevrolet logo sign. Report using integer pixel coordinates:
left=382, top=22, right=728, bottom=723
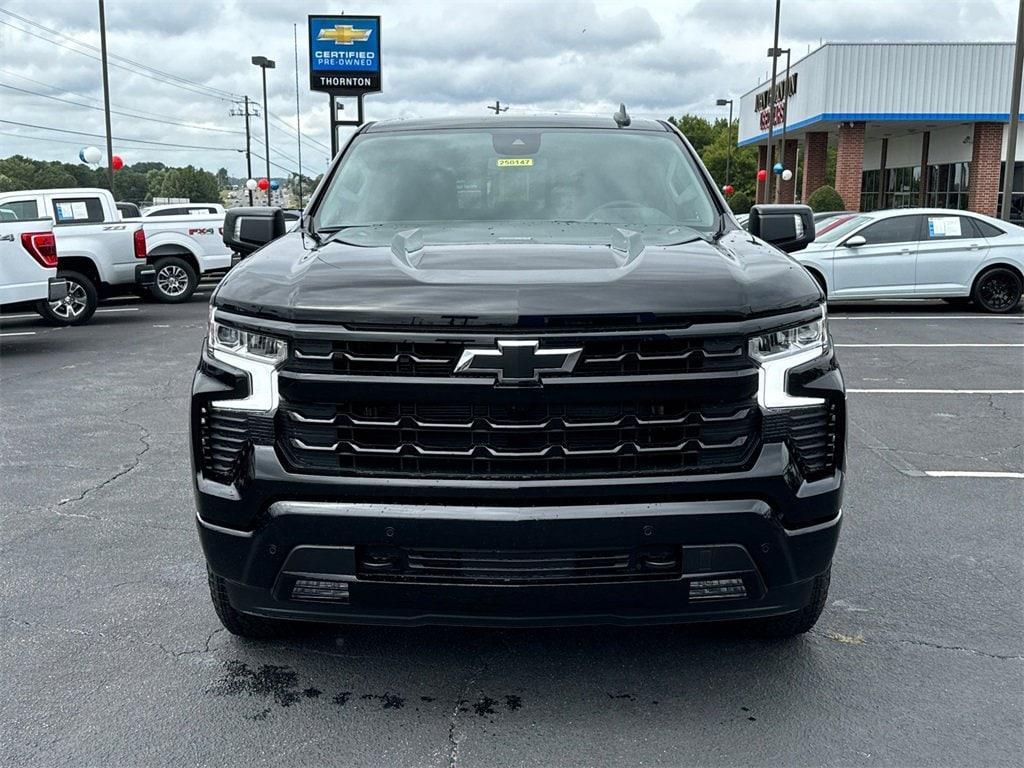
left=317, top=25, right=373, bottom=45
left=455, top=340, right=582, bottom=383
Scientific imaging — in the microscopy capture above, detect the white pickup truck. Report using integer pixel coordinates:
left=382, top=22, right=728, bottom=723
left=0, top=188, right=233, bottom=319
left=0, top=217, right=72, bottom=322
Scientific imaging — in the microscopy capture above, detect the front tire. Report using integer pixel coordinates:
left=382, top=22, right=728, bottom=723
left=748, top=567, right=831, bottom=638
left=972, top=267, right=1022, bottom=314
left=150, top=257, right=197, bottom=303
left=35, top=270, right=98, bottom=325
left=207, top=567, right=306, bottom=640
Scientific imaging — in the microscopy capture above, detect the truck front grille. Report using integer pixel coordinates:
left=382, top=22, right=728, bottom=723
left=356, top=545, right=683, bottom=585
left=287, top=335, right=749, bottom=377
left=276, top=396, right=760, bottom=479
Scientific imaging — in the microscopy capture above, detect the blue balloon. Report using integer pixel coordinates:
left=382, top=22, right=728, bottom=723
left=772, top=162, right=784, bottom=175
left=270, top=179, right=280, bottom=190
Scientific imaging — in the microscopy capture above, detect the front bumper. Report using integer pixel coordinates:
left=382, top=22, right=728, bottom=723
left=198, top=499, right=840, bottom=627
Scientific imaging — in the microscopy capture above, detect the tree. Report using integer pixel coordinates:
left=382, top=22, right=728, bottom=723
left=156, top=165, right=220, bottom=202
left=215, top=167, right=230, bottom=189
left=727, top=191, right=751, bottom=215
left=668, top=114, right=715, bottom=155
left=700, top=124, right=757, bottom=200
left=806, top=185, right=845, bottom=212
left=113, top=170, right=148, bottom=203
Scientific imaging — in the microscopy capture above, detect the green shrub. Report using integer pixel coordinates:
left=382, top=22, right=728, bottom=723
left=727, top=191, right=751, bottom=215
left=806, top=185, right=846, bottom=212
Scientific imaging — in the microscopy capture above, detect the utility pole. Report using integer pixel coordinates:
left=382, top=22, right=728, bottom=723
left=97, top=0, right=115, bottom=194
left=230, top=96, right=256, bottom=205
left=763, top=0, right=781, bottom=204
left=293, top=23, right=304, bottom=207
left=487, top=100, right=508, bottom=115
left=1001, top=0, right=1023, bottom=221
left=252, top=56, right=276, bottom=206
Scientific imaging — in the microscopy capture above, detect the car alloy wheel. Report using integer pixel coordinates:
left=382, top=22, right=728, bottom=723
left=49, top=279, right=88, bottom=319
left=157, top=264, right=190, bottom=297
left=976, top=269, right=1022, bottom=313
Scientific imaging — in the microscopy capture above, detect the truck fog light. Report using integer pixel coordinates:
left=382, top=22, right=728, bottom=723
left=689, top=577, right=746, bottom=601
left=291, top=578, right=351, bottom=603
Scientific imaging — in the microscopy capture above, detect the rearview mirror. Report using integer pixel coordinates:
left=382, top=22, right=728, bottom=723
left=747, top=204, right=815, bottom=253
left=843, top=235, right=866, bottom=247
left=223, top=207, right=286, bottom=257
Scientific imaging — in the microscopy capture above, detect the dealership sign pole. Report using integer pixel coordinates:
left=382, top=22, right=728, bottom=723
left=307, top=15, right=381, bottom=157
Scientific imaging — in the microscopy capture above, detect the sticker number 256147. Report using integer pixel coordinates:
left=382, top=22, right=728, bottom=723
left=496, top=158, right=533, bottom=167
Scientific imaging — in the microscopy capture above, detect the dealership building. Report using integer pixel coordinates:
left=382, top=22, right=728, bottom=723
left=737, top=43, right=1024, bottom=222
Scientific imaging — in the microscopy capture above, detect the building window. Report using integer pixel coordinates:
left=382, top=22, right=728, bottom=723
left=924, top=162, right=970, bottom=210
left=860, top=169, right=881, bottom=211
left=887, top=166, right=921, bottom=209
left=996, top=161, right=1024, bottom=225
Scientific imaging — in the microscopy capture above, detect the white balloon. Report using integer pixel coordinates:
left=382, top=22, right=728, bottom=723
left=781, top=169, right=793, bottom=181
left=82, top=146, right=102, bottom=165
left=245, top=178, right=258, bottom=191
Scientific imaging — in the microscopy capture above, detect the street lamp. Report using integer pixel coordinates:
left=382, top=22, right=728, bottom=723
left=251, top=55, right=276, bottom=206
left=716, top=98, right=734, bottom=189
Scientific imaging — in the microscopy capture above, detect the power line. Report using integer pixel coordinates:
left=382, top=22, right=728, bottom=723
left=0, top=129, right=232, bottom=153
left=0, top=81, right=245, bottom=136
left=0, top=8, right=240, bottom=101
left=0, top=17, right=236, bottom=103
left=0, top=118, right=243, bottom=152
left=267, top=108, right=331, bottom=152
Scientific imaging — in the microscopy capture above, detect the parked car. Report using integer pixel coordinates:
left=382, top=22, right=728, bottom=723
left=794, top=208, right=1023, bottom=312
left=0, top=188, right=232, bottom=307
left=0, top=217, right=70, bottom=322
left=115, top=201, right=142, bottom=219
left=141, top=203, right=225, bottom=217
left=0, top=189, right=150, bottom=324
left=812, top=210, right=856, bottom=223
left=195, top=115, right=844, bottom=640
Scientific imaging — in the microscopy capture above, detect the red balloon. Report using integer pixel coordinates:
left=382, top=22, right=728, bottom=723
left=723, top=184, right=735, bottom=196
left=257, top=178, right=270, bottom=191
left=111, top=155, right=124, bottom=171
left=756, top=169, right=768, bottom=182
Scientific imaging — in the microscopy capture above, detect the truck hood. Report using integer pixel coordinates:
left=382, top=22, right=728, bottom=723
left=213, top=230, right=822, bottom=326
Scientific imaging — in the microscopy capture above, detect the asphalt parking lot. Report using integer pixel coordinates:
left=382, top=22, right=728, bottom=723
left=1, top=283, right=1021, bottom=767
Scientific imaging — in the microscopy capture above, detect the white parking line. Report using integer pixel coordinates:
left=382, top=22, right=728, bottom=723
left=847, top=387, right=1024, bottom=393
left=836, top=343, right=1024, bottom=348
left=0, top=331, right=35, bottom=337
left=922, top=471, right=1024, bottom=479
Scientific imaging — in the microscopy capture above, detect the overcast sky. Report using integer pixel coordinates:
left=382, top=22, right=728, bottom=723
left=0, top=0, right=1018, bottom=179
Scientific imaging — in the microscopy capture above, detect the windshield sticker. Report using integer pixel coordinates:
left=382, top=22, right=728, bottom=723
left=927, top=216, right=961, bottom=238
left=496, top=158, right=533, bottom=167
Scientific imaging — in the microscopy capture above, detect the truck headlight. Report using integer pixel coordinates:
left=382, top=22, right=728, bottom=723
left=208, top=314, right=287, bottom=365
left=207, top=308, right=284, bottom=412
left=749, top=311, right=827, bottom=362
left=750, top=307, right=829, bottom=408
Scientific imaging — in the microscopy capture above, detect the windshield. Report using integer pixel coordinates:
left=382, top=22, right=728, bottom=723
left=313, top=128, right=719, bottom=247
left=814, top=214, right=871, bottom=243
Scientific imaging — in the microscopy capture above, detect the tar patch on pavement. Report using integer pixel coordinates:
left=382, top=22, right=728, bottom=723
left=209, top=660, right=304, bottom=707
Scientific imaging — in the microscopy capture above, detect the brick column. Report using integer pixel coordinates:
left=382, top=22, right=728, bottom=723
left=801, top=131, right=829, bottom=202
left=835, top=122, right=865, bottom=211
left=755, top=145, right=768, bottom=205
left=967, top=122, right=1003, bottom=216
left=776, top=139, right=798, bottom=203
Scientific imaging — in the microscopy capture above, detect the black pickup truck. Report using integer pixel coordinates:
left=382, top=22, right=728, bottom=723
left=193, top=115, right=844, bottom=639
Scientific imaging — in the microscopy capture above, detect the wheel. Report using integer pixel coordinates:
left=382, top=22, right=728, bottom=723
left=748, top=567, right=831, bottom=638
left=35, top=270, right=98, bottom=325
left=207, top=567, right=305, bottom=640
left=150, top=257, right=198, bottom=303
left=971, top=267, right=1022, bottom=314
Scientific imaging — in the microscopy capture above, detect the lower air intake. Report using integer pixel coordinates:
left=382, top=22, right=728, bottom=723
left=689, top=577, right=747, bottom=601
left=291, top=579, right=350, bottom=603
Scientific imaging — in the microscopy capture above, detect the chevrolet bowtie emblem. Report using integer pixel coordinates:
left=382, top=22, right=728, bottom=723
left=317, top=25, right=373, bottom=45
left=455, top=340, right=582, bottom=383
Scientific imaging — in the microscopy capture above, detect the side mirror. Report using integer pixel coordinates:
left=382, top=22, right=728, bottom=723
left=843, top=235, right=866, bottom=247
left=748, top=204, right=815, bottom=253
left=223, top=207, right=286, bottom=257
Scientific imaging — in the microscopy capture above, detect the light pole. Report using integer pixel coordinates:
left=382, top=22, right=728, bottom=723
left=768, top=46, right=792, bottom=201
left=763, top=0, right=782, bottom=203
left=251, top=55, right=276, bottom=206
left=716, top=98, right=734, bottom=189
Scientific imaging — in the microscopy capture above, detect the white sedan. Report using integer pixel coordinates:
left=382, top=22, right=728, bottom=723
left=793, top=208, right=1024, bottom=313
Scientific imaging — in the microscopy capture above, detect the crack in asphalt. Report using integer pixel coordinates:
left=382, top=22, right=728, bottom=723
left=448, top=658, right=490, bottom=768
left=159, top=628, right=226, bottom=659
left=813, top=628, right=1022, bottom=661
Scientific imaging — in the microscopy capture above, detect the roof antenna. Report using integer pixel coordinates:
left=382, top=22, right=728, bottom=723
left=613, top=103, right=630, bottom=127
